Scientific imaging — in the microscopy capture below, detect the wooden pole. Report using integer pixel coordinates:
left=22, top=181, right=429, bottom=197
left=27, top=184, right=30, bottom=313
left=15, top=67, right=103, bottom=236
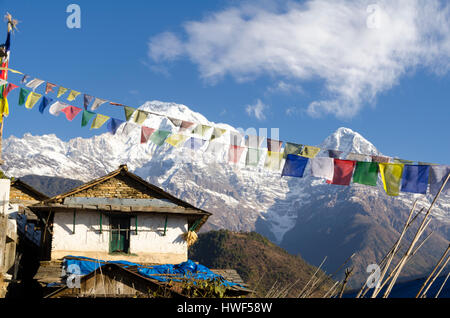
left=435, top=271, right=450, bottom=298
left=338, top=267, right=353, bottom=298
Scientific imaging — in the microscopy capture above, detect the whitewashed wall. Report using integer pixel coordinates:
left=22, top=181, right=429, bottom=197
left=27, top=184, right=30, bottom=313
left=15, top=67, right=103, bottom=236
left=51, top=210, right=188, bottom=263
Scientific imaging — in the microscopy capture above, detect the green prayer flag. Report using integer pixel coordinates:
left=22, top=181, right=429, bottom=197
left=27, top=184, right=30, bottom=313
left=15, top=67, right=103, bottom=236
left=150, top=130, right=171, bottom=146
left=283, top=142, right=303, bottom=159
left=81, top=110, right=96, bottom=127
left=352, top=162, right=379, bottom=186
left=18, top=88, right=30, bottom=106
left=246, top=148, right=264, bottom=167
left=124, top=106, right=136, bottom=121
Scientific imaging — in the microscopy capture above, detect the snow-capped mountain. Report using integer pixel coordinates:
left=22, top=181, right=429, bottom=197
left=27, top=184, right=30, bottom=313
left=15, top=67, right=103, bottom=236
left=3, top=101, right=449, bottom=286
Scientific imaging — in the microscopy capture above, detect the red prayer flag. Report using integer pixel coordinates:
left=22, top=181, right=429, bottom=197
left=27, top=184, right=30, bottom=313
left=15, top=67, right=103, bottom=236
left=141, top=126, right=155, bottom=144
left=228, top=145, right=246, bottom=164
left=60, top=105, right=82, bottom=121
left=45, top=82, right=57, bottom=94
left=327, top=159, right=356, bottom=185
left=3, top=83, right=18, bottom=98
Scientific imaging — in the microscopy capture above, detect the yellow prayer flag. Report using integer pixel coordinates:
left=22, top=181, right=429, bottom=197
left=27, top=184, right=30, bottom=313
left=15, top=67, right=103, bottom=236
left=300, top=145, right=321, bottom=158
left=57, top=87, right=68, bottom=98
left=25, top=92, right=42, bottom=109
left=379, top=163, right=404, bottom=196
left=90, top=114, right=110, bottom=129
left=165, top=134, right=189, bottom=148
left=0, top=97, right=9, bottom=118
left=264, top=151, right=284, bottom=170
left=67, top=90, right=81, bottom=101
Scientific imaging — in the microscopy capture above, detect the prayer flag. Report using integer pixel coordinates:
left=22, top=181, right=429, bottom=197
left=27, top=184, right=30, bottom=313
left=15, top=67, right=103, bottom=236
left=25, top=92, right=42, bottom=109
left=264, top=151, right=284, bottom=171
left=346, top=153, right=369, bottom=161
left=328, top=150, right=343, bottom=159
left=25, top=78, right=45, bottom=91
left=57, top=87, right=68, bottom=98
left=38, top=96, right=54, bottom=114
left=246, top=148, right=264, bottom=167
left=21, top=74, right=30, bottom=84
left=90, top=98, right=107, bottom=111
left=90, top=114, right=110, bottom=129
left=134, top=110, right=148, bottom=124
left=183, top=137, right=206, bottom=151
left=140, top=126, right=155, bottom=143
left=401, top=165, right=429, bottom=194
left=394, top=158, right=414, bottom=165
left=310, top=157, right=334, bottom=180
left=192, top=124, right=212, bottom=137
left=122, top=122, right=138, bottom=136
left=49, top=101, right=70, bottom=116
left=282, top=155, right=309, bottom=178
left=107, top=118, right=125, bottom=135
left=179, top=121, right=195, bottom=133
left=61, top=105, right=82, bottom=121
left=300, top=145, right=321, bottom=158
left=371, top=155, right=391, bottom=163
left=228, top=145, right=246, bottom=164
left=18, top=87, right=30, bottom=106
left=83, top=94, right=94, bottom=110
left=81, top=110, right=96, bottom=127
left=230, top=132, right=243, bottom=146
left=267, top=138, right=283, bottom=152
left=165, top=134, right=189, bottom=148
left=3, top=83, right=18, bottom=98
left=150, top=130, right=171, bottom=146
left=67, top=90, right=81, bottom=101
left=45, top=82, right=57, bottom=94
left=283, top=142, right=303, bottom=159
left=379, top=163, right=404, bottom=196
left=352, top=161, right=379, bottom=186
left=429, top=165, right=450, bottom=196
left=206, top=140, right=224, bottom=156
left=0, top=97, right=8, bottom=117
left=327, top=159, right=355, bottom=186
left=245, top=135, right=265, bottom=148
left=124, top=106, right=136, bottom=121
left=210, top=127, right=227, bottom=141
left=168, top=117, right=182, bottom=127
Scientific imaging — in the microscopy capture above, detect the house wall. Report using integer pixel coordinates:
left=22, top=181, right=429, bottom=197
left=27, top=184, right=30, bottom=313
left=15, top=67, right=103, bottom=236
left=51, top=210, right=188, bottom=264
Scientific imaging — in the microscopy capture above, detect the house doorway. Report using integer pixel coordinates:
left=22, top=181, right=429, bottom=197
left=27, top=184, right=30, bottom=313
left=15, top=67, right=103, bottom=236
left=109, top=216, right=130, bottom=254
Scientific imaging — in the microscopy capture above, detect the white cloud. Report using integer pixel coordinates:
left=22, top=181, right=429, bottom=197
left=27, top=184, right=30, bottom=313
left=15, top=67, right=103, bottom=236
left=148, top=0, right=450, bottom=118
left=246, top=99, right=268, bottom=121
left=266, top=81, right=304, bottom=95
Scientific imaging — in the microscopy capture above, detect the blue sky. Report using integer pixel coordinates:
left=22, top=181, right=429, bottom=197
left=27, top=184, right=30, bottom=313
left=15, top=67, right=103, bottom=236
left=1, top=0, right=449, bottom=165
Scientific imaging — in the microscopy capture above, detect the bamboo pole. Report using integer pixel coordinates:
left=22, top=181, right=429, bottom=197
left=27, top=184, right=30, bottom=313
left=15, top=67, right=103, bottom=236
left=435, top=271, right=450, bottom=298
left=416, top=244, right=450, bottom=298
left=421, top=254, right=449, bottom=298
left=298, top=256, right=327, bottom=298
left=338, top=268, right=353, bottom=298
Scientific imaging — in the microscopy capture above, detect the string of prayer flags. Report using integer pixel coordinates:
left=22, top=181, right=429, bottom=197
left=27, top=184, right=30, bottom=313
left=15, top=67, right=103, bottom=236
left=400, top=165, right=429, bottom=194
left=264, top=151, right=284, bottom=171
left=122, top=122, right=138, bottom=136
left=168, top=117, right=182, bottom=128
left=25, top=78, right=45, bottom=91
left=205, top=140, right=224, bottom=156
left=179, top=121, right=195, bottom=133
left=83, top=94, right=94, bottom=110
left=134, top=110, right=148, bottom=125
left=38, top=96, right=54, bottom=114
left=210, top=127, right=227, bottom=141
left=191, top=124, right=212, bottom=138
left=246, top=148, right=264, bottom=167
left=228, top=145, right=246, bottom=164
left=346, top=153, right=369, bottom=162
left=67, top=90, right=81, bottom=102
left=165, top=134, right=189, bottom=148
left=3, top=83, right=18, bottom=98
left=90, top=98, right=107, bottom=111
left=327, top=159, right=356, bottom=186
left=110, top=102, right=125, bottom=106
left=283, top=142, right=303, bottom=159
left=21, top=74, right=30, bottom=83
left=45, top=82, right=57, bottom=94
left=267, top=138, right=283, bottom=152
left=429, top=165, right=450, bottom=196
left=18, top=87, right=30, bottom=106
left=57, top=87, right=68, bottom=98
left=282, top=154, right=309, bottom=178
left=90, top=114, right=110, bottom=129
left=61, top=105, right=82, bottom=121
left=352, top=161, right=379, bottom=186
left=81, top=110, right=96, bottom=127
left=379, top=163, right=404, bottom=196
left=328, top=150, right=343, bottom=159
left=149, top=130, right=171, bottom=146
left=230, top=132, right=244, bottom=146
left=245, top=135, right=265, bottom=149
left=300, top=145, right=321, bottom=158
left=371, top=155, right=391, bottom=163
left=310, top=157, right=334, bottom=180
left=49, top=101, right=69, bottom=116
left=107, top=118, right=125, bottom=135
left=184, top=137, right=206, bottom=151
left=25, top=92, right=42, bottom=109
left=124, top=106, right=136, bottom=121
left=140, top=126, right=155, bottom=144
left=394, top=158, right=414, bottom=165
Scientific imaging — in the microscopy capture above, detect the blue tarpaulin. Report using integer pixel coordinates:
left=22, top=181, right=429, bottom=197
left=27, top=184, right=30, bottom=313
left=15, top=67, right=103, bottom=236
left=63, top=256, right=241, bottom=288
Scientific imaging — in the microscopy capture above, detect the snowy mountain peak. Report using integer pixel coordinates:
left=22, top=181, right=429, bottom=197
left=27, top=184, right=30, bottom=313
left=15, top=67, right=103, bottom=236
left=319, top=127, right=380, bottom=157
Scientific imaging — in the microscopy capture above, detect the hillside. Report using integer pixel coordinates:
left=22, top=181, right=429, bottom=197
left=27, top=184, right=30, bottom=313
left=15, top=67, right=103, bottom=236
left=189, top=230, right=335, bottom=298
left=19, top=175, right=84, bottom=197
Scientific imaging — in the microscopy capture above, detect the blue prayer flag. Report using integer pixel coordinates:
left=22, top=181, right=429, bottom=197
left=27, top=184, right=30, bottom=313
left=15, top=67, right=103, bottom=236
left=401, top=165, right=429, bottom=194
left=38, top=96, right=53, bottom=114
left=106, top=118, right=125, bottom=135
left=281, top=154, right=309, bottom=178
left=183, top=137, right=206, bottom=151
